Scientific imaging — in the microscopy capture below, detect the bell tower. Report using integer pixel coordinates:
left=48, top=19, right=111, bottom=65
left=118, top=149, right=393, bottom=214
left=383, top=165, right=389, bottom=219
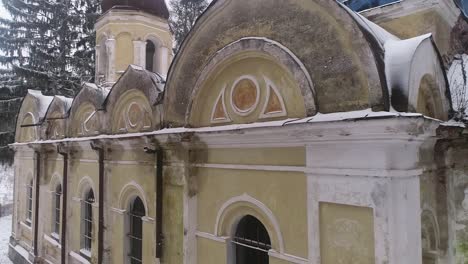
left=94, top=0, right=172, bottom=85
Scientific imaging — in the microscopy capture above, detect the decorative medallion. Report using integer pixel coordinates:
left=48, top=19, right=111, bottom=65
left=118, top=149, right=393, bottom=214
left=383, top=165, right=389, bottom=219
left=231, top=76, right=260, bottom=116
left=127, top=102, right=143, bottom=128
left=211, top=86, right=231, bottom=124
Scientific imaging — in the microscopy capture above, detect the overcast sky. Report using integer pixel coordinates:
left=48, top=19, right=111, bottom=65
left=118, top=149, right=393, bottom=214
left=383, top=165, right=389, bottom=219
left=0, top=0, right=205, bottom=19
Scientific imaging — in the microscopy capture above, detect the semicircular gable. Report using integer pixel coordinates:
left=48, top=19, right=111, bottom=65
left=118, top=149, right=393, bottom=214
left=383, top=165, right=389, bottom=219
left=110, top=89, right=154, bottom=133
left=104, top=65, right=165, bottom=133
left=69, top=83, right=108, bottom=137
left=386, top=35, right=451, bottom=120
left=15, top=90, right=53, bottom=142
left=43, top=96, right=73, bottom=139
left=164, top=0, right=386, bottom=127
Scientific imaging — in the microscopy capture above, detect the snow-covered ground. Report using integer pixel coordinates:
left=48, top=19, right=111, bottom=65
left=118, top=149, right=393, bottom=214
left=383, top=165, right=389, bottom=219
left=0, top=215, right=12, bottom=264
left=0, top=165, right=13, bottom=205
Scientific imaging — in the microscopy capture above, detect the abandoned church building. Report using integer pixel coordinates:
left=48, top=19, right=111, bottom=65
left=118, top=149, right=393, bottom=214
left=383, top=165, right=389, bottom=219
left=7, top=0, right=468, bottom=263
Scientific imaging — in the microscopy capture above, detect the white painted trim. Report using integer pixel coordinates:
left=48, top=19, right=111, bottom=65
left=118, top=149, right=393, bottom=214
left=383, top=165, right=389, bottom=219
left=210, top=85, right=232, bottom=124
left=191, top=163, right=422, bottom=178
left=105, top=160, right=154, bottom=166
left=78, top=159, right=98, bottom=163
left=77, top=176, right=96, bottom=202
left=259, top=77, right=287, bottom=119
left=43, top=234, right=61, bottom=248
left=20, top=221, right=32, bottom=231
left=195, top=231, right=227, bottom=243
left=10, top=244, right=32, bottom=264
left=70, top=250, right=91, bottom=264
left=214, top=193, right=285, bottom=253
left=192, top=163, right=305, bottom=172
left=141, top=216, right=155, bottom=223
left=49, top=173, right=62, bottom=192
left=110, top=207, right=126, bottom=215
left=230, top=75, right=261, bottom=116
left=268, top=250, right=308, bottom=264
left=306, top=167, right=423, bottom=178
left=117, top=181, right=150, bottom=215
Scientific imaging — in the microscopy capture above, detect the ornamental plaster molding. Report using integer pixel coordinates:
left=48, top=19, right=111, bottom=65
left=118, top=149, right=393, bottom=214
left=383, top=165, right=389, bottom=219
left=214, top=193, right=285, bottom=253
left=117, top=181, right=150, bottom=215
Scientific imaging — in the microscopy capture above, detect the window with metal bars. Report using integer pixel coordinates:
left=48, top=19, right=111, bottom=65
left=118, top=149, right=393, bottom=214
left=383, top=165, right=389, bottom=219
left=146, top=40, right=156, bottom=72
left=233, top=215, right=271, bottom=264
left=53, top=184, right=62, bottom=237
left=81, top=189, right=94, bottom=259
left=26, top=179, right=33, bottom=225
left=127, top=197, right=145, bottom=264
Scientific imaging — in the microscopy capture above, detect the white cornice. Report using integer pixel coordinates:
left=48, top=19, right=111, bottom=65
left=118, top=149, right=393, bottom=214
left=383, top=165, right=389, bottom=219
left=95, top=11, right=169, bottom=31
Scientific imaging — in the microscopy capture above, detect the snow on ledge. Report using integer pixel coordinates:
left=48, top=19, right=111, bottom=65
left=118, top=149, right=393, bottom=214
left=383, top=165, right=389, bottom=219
left=10, top=109, right=436, bottom=147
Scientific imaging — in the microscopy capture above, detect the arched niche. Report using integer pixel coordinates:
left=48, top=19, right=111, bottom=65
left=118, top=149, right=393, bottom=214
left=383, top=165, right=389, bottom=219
left=416, top=74, right=446, bottom=120
left=421, top=210, right=440, bottom=263
left=188, top=38, right=313, bottom=127
left=96, top=35, right=109, bottom=83
left=110, top=89, right=153, bottom=134
left=116, top=32, right=134, bottom=73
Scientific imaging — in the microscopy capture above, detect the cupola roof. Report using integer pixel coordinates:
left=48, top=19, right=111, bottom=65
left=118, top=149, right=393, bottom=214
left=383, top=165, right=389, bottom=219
left=101, top=0, right=170, bottom=19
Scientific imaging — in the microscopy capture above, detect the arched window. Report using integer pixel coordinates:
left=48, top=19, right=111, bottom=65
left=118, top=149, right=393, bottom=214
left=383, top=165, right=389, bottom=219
left=26, top=179, right=33, bottom=225
left=233, top=215, right=271, bottom=264
left=127, top=197, right=145, bottom=264
left=145, top=40, right=156, bottom=72
left=81, top=189, right=94, bottom=258
left=53, top=184, right=62, bottom=237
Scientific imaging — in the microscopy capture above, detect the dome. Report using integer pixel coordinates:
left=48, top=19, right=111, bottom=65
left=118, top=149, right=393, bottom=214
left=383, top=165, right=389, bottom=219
left=101, top=0, right=170, bottom=19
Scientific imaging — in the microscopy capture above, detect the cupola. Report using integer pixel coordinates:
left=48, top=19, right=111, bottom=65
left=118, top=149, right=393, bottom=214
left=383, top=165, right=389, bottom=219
left=94, top=0, right=173, bottom=86
left=101, top=0, right=170, bottom=19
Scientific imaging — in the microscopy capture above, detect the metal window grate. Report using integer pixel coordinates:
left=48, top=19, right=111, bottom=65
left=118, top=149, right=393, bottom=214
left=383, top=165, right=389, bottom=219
left=128, top=197, right=145, bottom=264
left=26, top=180, right=33, bottom=224
left=81, top=190, right=94, bottom=254
left=233, top=215, right=271, bottom=264
left=54, top=185, right=62, bottom=236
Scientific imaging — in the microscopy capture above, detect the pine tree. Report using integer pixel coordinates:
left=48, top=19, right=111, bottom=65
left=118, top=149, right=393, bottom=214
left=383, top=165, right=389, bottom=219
left=0, top=0, right=100, bottom=97
left=169, top=0, right=209, bottom=53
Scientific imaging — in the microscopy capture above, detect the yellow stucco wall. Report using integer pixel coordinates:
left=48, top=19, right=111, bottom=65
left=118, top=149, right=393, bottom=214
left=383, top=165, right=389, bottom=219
left=197, top=168, right=308, bottom=257
left=376, top=10, right=451, bottom=56
left=197, top=238, right=227, bottom=263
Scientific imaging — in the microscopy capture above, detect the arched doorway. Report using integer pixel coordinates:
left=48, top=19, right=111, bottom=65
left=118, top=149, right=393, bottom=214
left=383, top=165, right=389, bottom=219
left=232, top=215, right=271, bottom=264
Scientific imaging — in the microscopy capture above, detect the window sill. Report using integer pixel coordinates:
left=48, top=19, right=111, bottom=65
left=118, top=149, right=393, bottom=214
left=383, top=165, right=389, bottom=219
left=80, top=248, right=92, bottom=259
left=70, top=251, right=91, bottom=264
left=20, top=221, right=32, bottom=230
left=51, top=232, right=60, bottom=241
left=43, top=234, right=61, bottom=248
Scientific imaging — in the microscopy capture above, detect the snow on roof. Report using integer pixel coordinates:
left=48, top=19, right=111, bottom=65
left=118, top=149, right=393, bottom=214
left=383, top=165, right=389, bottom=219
left=385, top=34, right=432, bottom=99
left=341, top=3, right=399, bottom=46
left=10, top=109, right=435, bottom=146
left=27, top=89, right=53, bottom=121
